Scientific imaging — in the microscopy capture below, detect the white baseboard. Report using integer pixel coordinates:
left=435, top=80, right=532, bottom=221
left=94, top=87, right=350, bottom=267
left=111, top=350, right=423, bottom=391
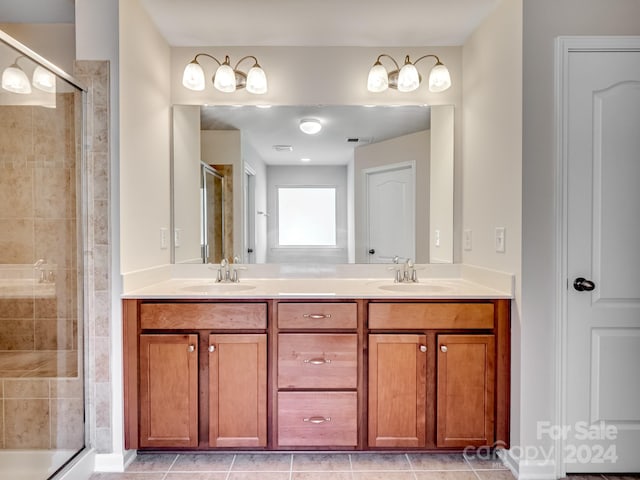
left=94, top=450, right=137, bottom=472
left=500, top=449, right=559, bottom=480
left=54, top=449, right=95, bottom=480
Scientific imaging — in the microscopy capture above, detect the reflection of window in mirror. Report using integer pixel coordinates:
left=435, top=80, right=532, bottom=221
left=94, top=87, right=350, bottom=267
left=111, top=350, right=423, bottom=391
left=277, top=187, right=337, bottom=247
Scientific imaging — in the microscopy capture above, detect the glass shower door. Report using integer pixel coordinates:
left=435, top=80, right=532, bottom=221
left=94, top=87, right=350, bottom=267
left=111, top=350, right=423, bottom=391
left=0, top=31, right=86, bottom=479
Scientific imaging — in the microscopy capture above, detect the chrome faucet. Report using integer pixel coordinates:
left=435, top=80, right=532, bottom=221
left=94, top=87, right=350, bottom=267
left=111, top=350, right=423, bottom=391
left=392, top=258, right=418, bottom=283
left=214, top=258, right=245, bottom=283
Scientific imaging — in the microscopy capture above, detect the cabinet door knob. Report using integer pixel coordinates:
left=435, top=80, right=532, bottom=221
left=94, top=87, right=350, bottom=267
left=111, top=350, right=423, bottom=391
left=208, top=345, right=215, bottom=353
left=303, top=313, right=332, bottom=319
left=188, top=344, right=195, bottom=353
left=303, top=357, right=331, bottom=365
left=440, top=345, right=448, bottom=353
left=303, top=416, right=331, bottom=424
left=419, top=345, right=427, bottom=353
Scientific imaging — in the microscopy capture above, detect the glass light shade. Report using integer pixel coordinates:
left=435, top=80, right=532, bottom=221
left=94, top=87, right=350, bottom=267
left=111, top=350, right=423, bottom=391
left=299, top=119, right=322, bottom=135
left=246, top=66, right=267, bottom=94
left=367, top=63, right=389, bottom=92
left=213, top=64, right=236, bottom=92
left=428, top=63, right=452, bottom=93
left=397, top=63, right=420, bottom=92
left=32, top=66, right=56, bottom=93
left=2, top=65, right=31, bottom=94
left=182, top=61, right=205, bottom=91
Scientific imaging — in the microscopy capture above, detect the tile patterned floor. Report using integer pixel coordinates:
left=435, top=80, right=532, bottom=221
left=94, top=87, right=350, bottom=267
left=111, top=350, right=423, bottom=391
left=89, top=452, right=513, bottom=480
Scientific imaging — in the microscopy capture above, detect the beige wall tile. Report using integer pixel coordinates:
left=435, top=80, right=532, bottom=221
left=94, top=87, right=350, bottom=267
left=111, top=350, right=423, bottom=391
left=50, top=377, right=83, bottom=398
left=50, top=397, right=85, bottom=449
left=34, top=219, right=77, bottom=268
left=0, top=298, right=34, bottom=319
left=0, top=319, right=35, bottom=350
left=0, top=166, right=33, bottom=218
left=35, top=318, right=75, bottom=350
left=4, top=378, right=49, bottom=398
left=4, top=398, right=50, bottom=448
left=0, top=219, right=35, bottom=263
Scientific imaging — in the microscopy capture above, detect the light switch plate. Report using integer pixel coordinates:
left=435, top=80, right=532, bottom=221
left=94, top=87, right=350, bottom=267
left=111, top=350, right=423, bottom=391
left=464, top=229, right=472, bottom=251
left=495, top=227, right=506, bottom=253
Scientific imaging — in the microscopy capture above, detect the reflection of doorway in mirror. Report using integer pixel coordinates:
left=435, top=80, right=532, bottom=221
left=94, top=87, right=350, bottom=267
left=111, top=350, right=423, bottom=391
left=244, top=167, right=256, bottom=264
left=364, top=162, right=416, bottom=263
left=202, top=165, right=225, bottom=263
left=211, top=164, right=234, bottom=262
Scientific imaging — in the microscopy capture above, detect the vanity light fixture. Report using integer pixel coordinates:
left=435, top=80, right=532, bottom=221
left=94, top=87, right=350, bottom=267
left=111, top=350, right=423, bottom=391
left=367, top=54, right=451, bottom=93
left=299, top=118, right=322, bottom=135
left=182, top=53, right=268, bottom=94
left=2, top=57, right=57, bottom=95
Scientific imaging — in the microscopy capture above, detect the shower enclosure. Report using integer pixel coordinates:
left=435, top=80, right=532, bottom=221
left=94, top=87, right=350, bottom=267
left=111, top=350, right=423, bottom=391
left=0, top=31, right=87, bottom=479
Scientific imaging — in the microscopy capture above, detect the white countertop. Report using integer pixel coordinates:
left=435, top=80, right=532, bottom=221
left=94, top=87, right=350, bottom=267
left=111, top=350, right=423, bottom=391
left=122, top=264, right=513, bottom=300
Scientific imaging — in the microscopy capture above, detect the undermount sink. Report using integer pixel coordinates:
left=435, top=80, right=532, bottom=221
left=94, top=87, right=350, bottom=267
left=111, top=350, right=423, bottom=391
left=377, top=283, right=453, bottom=293
left=180, top=283, right=257, bottom=293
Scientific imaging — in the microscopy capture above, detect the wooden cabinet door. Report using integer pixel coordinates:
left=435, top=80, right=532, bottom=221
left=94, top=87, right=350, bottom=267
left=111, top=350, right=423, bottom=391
left=368, top=334, right=427, bottom=447
left=209, top=333, right=267, bottom=447
left=139, top=334, right=199, bottom=448
left=437, top=334, right=495, bottom=447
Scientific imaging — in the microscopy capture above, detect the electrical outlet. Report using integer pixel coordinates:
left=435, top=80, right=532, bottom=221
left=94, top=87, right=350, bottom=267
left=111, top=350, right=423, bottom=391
left=464, top=229, right=472, bottom=251
left=495, top=227, right=506, bottom=253
left=160, top=228, right=169, bottom=249
left=435, top=229, right=440, bottom=247
left=174, top=228, right=181, bottom=248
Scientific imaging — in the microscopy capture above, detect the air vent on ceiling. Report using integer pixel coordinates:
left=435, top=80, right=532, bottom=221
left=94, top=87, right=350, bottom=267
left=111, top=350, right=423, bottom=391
left=346, top=137, right=372, bottom=144
left=273, top=144, right=293, bottom=152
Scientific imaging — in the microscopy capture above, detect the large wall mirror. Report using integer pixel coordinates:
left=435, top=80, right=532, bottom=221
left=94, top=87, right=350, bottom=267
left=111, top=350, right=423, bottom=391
left=172, top=104, right=454, bottom=265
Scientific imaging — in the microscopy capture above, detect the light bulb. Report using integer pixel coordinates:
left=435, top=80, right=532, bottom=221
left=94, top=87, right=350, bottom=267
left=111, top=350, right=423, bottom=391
left=397, top=63, right=420, bottom=92
left=213, top=64, right=236, bottom=93
left=32, top=66, right=56, bottom=93
left=2, top=64, right=31, bottom=94
left=367, top=63, right=389, bottom=93
left=246, top=65, right=267, bottom=94
left=299, top=119, right=322, bottom=135
left=428, top=63, right=452, bottom=93
left=182, top=60, right=205, bottom=91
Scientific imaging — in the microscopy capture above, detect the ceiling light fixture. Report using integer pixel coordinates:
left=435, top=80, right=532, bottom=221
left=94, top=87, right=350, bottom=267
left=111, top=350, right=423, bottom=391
left=299, top=118, right=322, bottom=135
left=182, top=53, right=268, bottom=94
left=367, top=54, right=451, bottom=93
left=1, top=57, right=57, bottom=95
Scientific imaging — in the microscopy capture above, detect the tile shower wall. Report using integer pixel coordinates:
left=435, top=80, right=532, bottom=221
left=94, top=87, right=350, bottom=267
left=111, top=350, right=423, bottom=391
left=74, top=60, right=112, bottom=454
left=0, top=94, right=78, bottom=353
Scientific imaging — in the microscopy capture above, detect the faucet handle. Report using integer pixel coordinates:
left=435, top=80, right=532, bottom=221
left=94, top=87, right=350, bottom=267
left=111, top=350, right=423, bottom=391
left=220, top=258, right=228, bottom=268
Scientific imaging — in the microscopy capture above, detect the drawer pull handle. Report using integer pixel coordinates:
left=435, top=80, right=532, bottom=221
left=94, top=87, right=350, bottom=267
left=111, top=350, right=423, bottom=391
left=440, top=345, right=448, bottom=353
left=419, top=345, right=427, bottom=353
left=208, top=345, right=215, bottom=353
left=188, top=344, right=195, bottom=353
left=303, top=313, right=332, bottom=319
left=303, top=357, right=331, bottom=365
left=303, top=416, right=331, bottom=424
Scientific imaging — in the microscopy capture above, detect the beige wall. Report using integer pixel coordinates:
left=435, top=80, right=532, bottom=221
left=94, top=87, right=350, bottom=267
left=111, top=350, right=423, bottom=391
left=0, top=23, right=75, bottom=73
left=430, top=105, right=454, bottom=263
left=119, top=0, right=171, bottom=273
left=462, top=0, right=523, bottom=457
left=172, top=105, right=202, bottom=264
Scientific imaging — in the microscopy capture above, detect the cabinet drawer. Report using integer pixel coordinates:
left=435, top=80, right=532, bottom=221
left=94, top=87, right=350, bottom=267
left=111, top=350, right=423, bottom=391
left=278, top=334, right=357, bottom=388
left=278, top=391, right=357, bottom=446
left=368, top=303, right=494, bottom=330
left=278, top=303, right=357, bottom=329
left=140, top=303, right=267, bottom=330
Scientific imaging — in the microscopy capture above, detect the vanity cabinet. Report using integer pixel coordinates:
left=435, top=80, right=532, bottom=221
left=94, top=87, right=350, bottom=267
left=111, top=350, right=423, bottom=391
left=275, top=302, right=360, bottom=448
left=139, top=333, right=199, bottom=448
left=124, top=300, right=268, bottom=450
left=367, top=301, right=509, bottom=449
left=124, top=296, right=509, bottom=452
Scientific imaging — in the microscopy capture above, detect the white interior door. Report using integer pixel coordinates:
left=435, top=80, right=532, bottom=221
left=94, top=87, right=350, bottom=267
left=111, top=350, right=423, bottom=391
left=564, top=42, right=640, bottom=473
left=365, top=162, right=415, bottom=263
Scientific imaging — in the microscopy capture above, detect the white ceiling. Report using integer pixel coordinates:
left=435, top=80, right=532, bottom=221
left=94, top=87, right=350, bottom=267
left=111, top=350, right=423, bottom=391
left=1, top=0, right=499, bottom=46
left=141, top=0, right=499, bottom=47
left=200, top=105, right=431, bottom=165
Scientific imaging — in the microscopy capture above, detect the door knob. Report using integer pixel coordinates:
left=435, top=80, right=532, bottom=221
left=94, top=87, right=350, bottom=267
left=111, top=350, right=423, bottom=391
left=573, top=277, right=595, bottom=292
left=368, top=249, right=375, bottom=254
